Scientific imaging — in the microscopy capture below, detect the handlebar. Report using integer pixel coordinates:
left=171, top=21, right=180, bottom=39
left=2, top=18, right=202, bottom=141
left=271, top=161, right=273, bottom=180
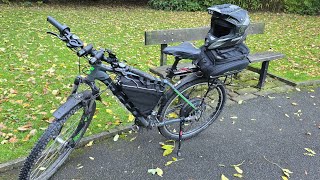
left=46, top=16, right=157, bottom=81
left=47, top=16, right=70, bottom=34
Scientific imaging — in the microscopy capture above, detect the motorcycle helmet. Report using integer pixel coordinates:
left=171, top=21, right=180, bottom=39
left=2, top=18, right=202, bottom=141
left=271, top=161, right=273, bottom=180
left=205, top=4, right=250, bottom=49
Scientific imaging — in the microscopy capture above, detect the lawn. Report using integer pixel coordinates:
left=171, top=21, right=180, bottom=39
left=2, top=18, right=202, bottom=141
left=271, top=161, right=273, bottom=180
left=0, top=3, right=319, bottom=163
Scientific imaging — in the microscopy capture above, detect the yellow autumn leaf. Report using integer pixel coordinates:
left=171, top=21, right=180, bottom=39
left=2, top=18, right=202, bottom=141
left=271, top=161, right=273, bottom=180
left=234, top=173, right=243, bottom=178
left=85, top=141, right=94, bottom=147
left=282, top=168, right=293, bottom=178
left=162, top=144, right=174, bottom=150
left=172, top=157, right=177, bottom=161
left=165, top=161, right=174, bottom=166
left=106, top=109, right=113, bottom=114
left=128, top=114, right=135, bottom=122
left=168, top=112, right=178, bottom=118
left=221, top=174, right=229, bottom=180
left=163, top=149, right=173, bottom=156
left=304, top=148, right=316, bottom=155
left=155, top=168, right=163, bottom=177
left=282, top=176, right=288, bottom=180
left=234, top=166, right=243, bottom=174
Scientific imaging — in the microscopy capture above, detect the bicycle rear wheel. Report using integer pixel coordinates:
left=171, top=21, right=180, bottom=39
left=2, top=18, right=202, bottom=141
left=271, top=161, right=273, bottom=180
left=19, top=102, right=96, bottom=180
left=158, top=78, right=226, bottom=140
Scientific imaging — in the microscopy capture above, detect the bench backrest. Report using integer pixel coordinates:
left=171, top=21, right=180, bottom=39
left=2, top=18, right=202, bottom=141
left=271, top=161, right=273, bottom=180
left=145, top=22, right=265, bottom=65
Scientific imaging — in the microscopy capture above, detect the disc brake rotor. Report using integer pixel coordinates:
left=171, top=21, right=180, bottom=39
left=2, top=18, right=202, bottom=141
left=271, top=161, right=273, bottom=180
left=179, top=98, right=206, bottom=120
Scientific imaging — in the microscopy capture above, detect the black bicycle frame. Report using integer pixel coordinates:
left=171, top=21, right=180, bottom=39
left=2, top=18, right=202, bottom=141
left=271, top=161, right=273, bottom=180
left=73, top=62, right=199, bottom=128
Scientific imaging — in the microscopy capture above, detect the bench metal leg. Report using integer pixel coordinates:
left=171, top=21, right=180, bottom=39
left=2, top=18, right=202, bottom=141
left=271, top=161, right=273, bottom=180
left=257, top=61, right=269, bottom=89
left=160, top=44, right=168, bottom=66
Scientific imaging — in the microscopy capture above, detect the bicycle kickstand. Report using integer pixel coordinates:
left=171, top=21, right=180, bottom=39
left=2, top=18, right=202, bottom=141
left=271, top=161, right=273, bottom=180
left=177, top=117, right=185, bottom=157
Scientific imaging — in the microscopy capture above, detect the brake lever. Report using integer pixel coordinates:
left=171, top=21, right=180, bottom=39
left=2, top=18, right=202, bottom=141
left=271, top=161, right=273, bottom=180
left=105, top=49, right=116, bottom=58
left=46, top=31, right=67, bottom=41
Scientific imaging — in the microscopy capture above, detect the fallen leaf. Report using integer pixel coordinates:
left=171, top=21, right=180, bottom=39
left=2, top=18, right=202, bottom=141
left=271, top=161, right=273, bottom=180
left=155, top=168, right=163, bottom=177
left=130, top=137, right=136, bottom=142
left=163, top=149, right=173, bottom=156
left=18, top=123, right=32, bottom=131
left=52, top=90, right=59, bottom=96
left=89, top=157, right=94, bottom=160
left=76, top=166, right=83, bottom=169
left=238, top=100, right=243, bottom=104
left=29, top=129, right=37, bottom=136
left=234, top=166, right=243, bottom=174
left=148, top=168, right=156, bottom=175
left=23, top=134, right=31, bottom=141
left=128, top=114, right=135, bottom=122
left=85, top=141, right=94, bottom=147
left=39, top=167, right=46, bottom=171
left=9, top=137, right=18, bottom=143
left=291, top=102, right=298, bottom=106
left=282, top=168, right=293, bottom=178
left=221, top=174, right=229, bottom=180
left=162, top=145, right=174, bottom=150
left=285, top=114, right=290, bottom=118
left=113, top=134, right=119, bottom=141
left=304, top=148, right=316, bottom=154
left=281, top=176, right=288, bottom=180
left=234, top=173, right=243, bottom=178
left=268, top=95, right=275, bottom=99
left=168, top=112, right=178, bottom=118
left=295, top=88, right=301, bottom=92
left=165, top=161, right=174, bottom=166
left=148, top=167, right=163, bottom=177
left=304, top=148, right=316, bottom=155
left=0, top=123, right=6, bottom=130
left=106, top=109, right=113, bottom=114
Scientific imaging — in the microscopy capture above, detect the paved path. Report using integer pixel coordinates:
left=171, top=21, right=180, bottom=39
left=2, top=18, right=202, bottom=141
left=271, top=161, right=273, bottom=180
left=1, top=87, right=319, bottom=179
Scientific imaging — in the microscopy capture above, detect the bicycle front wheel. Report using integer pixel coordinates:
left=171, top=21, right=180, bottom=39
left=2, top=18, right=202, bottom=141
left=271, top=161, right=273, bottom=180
left=19, top=102, right=96, bottom=180
left=158, top=78, right=226, bottom=140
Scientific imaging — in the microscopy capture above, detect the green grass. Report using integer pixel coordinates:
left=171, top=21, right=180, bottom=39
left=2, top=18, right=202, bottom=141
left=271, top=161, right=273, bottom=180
left=0, top=4, right=319, bottom=163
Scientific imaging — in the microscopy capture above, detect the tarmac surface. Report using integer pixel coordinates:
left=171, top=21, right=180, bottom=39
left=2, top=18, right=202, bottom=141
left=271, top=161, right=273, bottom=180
left=1, top=87, right=319, bottom=180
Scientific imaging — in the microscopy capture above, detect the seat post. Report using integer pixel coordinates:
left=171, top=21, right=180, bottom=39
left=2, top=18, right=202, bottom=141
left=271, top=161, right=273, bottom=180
left=172, top=56, right=181, bottom=70
left=166, top=56, right=181, bottom=79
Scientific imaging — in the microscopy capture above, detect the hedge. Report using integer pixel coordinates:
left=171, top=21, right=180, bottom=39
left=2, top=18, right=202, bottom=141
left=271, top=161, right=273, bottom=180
left=148, top=0, right=320, bottom=15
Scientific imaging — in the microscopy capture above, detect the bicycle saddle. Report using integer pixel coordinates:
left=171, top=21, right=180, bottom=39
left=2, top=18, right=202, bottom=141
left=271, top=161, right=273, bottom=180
left=163, top=42, right=201, bottom=60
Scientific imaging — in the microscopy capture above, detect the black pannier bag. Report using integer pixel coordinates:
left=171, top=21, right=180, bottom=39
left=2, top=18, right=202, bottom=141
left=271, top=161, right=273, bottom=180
left=195, top=42, right=250, bottom=77
left=119, top=75, right=165, bottom=116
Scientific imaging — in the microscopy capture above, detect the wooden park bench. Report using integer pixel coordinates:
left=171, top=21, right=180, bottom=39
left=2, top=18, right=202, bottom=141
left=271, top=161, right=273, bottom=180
left=146, top=23, right=285, bottom=88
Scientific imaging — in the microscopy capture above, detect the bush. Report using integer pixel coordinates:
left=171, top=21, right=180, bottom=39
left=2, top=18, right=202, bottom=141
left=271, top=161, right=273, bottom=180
left=148, top=0, right=320, bottom=15
left=284, top=0, right=320, bottom=15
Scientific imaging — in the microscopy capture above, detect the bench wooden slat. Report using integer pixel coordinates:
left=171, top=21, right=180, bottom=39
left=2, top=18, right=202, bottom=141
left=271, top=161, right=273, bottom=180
left=145, top=23, right=265, bottom=45
left=149, top=52, right=284, bottom=78
left=248, top=52, right=285, bottom=63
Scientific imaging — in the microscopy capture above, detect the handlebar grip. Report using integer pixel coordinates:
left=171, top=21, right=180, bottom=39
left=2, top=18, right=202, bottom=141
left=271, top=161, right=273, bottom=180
left=129, top=67, right=156, bottom=81
left=47, top=16, right=70, bottom=34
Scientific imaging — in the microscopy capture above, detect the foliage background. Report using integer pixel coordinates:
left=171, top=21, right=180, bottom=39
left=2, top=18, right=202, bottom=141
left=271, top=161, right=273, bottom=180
left=148, top=0, right=320, bottom=15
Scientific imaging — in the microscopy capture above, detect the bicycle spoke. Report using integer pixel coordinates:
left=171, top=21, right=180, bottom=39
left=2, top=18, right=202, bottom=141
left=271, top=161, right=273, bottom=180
left=31, top=114, right=81, bottom=179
